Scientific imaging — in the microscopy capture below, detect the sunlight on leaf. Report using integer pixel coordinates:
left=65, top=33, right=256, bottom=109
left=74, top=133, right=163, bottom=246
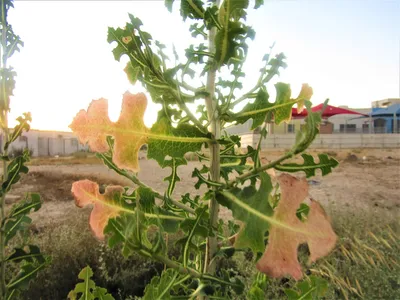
left=256, top=174, right=337, bottom=280
left=70, top=92, right=148, bottom=172
left=71, top=180, right=125, bottom=239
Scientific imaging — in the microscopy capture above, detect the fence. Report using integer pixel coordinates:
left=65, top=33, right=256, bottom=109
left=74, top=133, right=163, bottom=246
left=239, top=133, right=400, bottom=149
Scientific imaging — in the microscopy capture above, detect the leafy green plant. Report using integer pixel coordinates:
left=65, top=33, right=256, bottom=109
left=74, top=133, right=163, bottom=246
left=68, top=266, right=114, bottom=300
left=69, top=0, right=339, bottom=298
left=0, top=1, right=49, bottom=298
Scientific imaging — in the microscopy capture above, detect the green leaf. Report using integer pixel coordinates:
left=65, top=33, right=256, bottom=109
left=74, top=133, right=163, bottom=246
left=296, top=203, right=310, bottom=221
left=234, top=82, right=311, bottom=127
left=219, top=173, right=273, bottom=253
left=0, top=67, right=17, bottom=110
left=5, top=112, right=31, bottom=151
left=94, top=287, right=115, bottom=300
left=161, top=157, right=187, bottom=198
left=236, top=88, right=271, bottom=129
left=6, top=245, right=45, bottom=264
left=291, top=101, right=324, bottom=154
left=143, top=269, right=178, bottom=300
left=248, top=286, right=265, bottom=300
left=254, top=0, right=264, bottom=9
left=71, top=266, right=96, bottom=300
left=275, top=153, right=339, bottom=178
left=204, top=6, right=220, bottom=30
left=180, top=0, right=205, bottom=20
left=284, top=275, right=329, bottom=300
left=6, top=257, right=50, bottom=292
left=192, top=166, right=224, bottom=190
left=215, top=21, right=247, bottom=66
left=1, top=151, right=30, bottom=196
left=147, top=117, right=209, bottom=166
left=273, top=82, right=292, bottom=124
left=3, top=193, right=41, bottom=245
left=68, top=266, right=115, bottom=300
left=124, top=62, right=141, bottom=85
left=179, top=207, right=209, bottom=267
left=215, top=0, right=250, bottom=66
left=104, top=210, right=153, bottom=257
left=165, top=0, right=175, bottom=12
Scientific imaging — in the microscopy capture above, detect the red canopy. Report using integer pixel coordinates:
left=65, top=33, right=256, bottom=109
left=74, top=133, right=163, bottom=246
left=291, top=108, right=308, bottom=119
left=312, top=104, right=367, bottom=117
left=291, top=104, right=367, bottom=119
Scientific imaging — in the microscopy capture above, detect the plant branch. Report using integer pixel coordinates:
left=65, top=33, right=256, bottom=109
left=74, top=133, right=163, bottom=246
left=97, top=153, right=196, bottom=215
left=204, top=0, right=221, bottom=276
left=229, top=45, right=275, bottom=109
left=225, top=152, right=293, bottom=188
left=0, top=0, right=8, bottom=295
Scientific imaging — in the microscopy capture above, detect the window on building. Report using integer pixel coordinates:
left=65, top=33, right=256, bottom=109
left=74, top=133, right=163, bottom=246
left=340, top=124, right=356, bottom=133
left=71, top=138, right=78, bottom=146
left=287, top=124, right=295, bottom=133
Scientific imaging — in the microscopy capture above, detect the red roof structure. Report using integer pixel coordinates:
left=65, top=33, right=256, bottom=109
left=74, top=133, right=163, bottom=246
left=312, top=104, right=368, bottom=118
left=291, top=104, right=367, bottom=119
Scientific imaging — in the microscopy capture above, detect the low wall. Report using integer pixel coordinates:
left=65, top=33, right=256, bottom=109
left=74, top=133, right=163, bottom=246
left=239, top=134, right=400, bottom=149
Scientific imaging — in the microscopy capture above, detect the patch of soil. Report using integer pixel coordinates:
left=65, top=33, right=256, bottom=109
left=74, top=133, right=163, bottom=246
left=9, top=171, right=128, bottom=204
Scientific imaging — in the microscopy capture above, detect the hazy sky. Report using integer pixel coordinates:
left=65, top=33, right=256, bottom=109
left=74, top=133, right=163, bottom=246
left=6, top=0, right=400, bottom=131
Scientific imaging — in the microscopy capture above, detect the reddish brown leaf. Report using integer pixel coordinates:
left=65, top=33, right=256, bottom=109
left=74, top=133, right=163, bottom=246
left=256, top=174, right=337, bottom=280
left=69, top=92, right=149, bottom=172
left=71, top=180, right=125, bottom=239
left=69, top=99, right=113, bottom=153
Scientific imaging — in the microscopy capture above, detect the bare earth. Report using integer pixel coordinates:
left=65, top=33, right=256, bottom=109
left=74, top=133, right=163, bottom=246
left=4, top=148, right=400, bottom=229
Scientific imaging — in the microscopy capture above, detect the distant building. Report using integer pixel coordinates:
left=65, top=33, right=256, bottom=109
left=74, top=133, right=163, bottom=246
left=0, top=129, right=88, bottom=157
left=372, top=98, right=400, bottom=108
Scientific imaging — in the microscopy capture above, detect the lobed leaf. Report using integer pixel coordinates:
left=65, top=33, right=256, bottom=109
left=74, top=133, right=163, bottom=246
left=69, top=92, right=147, bottom=172
left=1, top=151, right=30, bottom=196
left=5, top=112, right=31, bottom=151
left=180, top=0, right=205, bottom=21
left=143, top=269, right=178, bottom=300
left=6, top=245, right=45, bottom=265
left=215, top=0, right=249, bottom=66
left=284, top=275, right=329, bottom=300
left=147, top=116, right=209, bottom=166
left=70, top=93, right=210, bottom=172
left=161, top=157, right=187, bottom=198
left=235, top=83, right=313, bottom=128
left=218, top=173, right=273, bottom=253
left=6, top=257, right=50, bottom=293
left=71, top=180, right=126, bottom=239
left=256, top=174, right=337, bottom=280
left=291, top=100, right=323, bottom=154
left=68, top=266, right=114, bottom=300
left=275, top=153, right=339, bottom=178
left=3, top=193, right=41, bottom=245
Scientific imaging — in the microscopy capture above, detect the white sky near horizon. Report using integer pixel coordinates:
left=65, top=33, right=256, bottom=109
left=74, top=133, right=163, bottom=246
left=5, top=0, right=400, bottom=131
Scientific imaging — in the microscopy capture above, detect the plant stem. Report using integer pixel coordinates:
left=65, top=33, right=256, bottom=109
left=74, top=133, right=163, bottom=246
left=204, top=0, right=221, bottom=276
left=97, top=153, right=196, bottom=215
left=0, top=0, right=8, bottom=296
left=225, top=152, right=293, bottom=188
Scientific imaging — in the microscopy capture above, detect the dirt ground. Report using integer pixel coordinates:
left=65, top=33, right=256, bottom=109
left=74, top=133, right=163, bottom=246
left=4, top=148, right=400, bottom=230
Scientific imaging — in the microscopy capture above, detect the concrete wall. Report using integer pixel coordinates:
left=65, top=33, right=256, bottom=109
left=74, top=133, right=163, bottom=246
left=239, top=133, right=400, bottom=149
left=3, top=130, right=88, bottom=157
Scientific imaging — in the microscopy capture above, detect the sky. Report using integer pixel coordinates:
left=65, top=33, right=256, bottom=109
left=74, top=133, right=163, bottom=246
left=6, top=0, right=400, bottom=131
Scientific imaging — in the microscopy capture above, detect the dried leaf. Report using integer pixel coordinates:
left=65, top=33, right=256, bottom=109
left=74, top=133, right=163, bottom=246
left=71, top=180, right=125, bottom=239
left=69, top=98, right=113, bottom=153
left=256, top=174, right=337, bottom=280
left=70, top=92, right=149, bottom=172
left=295, top=84, right=313, bottom=113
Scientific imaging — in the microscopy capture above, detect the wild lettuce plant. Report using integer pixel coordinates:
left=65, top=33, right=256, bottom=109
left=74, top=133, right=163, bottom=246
left=0, top=1, right=49, bottom=299
left=69, top=1, right=339, bottom=298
